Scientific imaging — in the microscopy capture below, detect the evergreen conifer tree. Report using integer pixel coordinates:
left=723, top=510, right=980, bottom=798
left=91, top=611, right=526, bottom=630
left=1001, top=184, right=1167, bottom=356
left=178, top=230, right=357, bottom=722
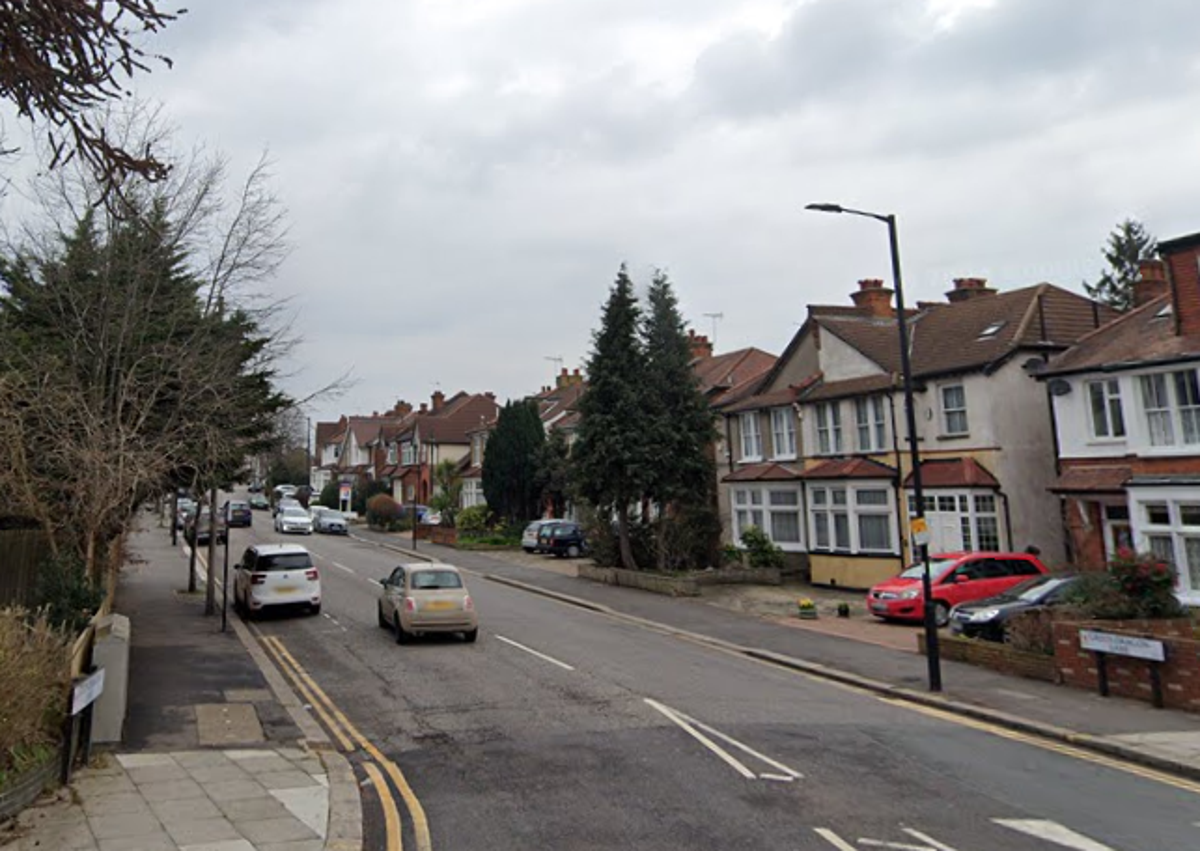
left=1084, top=219, right=1158, bottom=312
left=481, top=400, right=545, bottom=524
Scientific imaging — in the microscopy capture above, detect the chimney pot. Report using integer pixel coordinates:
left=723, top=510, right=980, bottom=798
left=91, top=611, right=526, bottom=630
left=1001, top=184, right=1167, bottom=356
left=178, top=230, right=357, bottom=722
left=851, top=279, right=894, bottom=317
left=946, top=277, right=997, bottom=303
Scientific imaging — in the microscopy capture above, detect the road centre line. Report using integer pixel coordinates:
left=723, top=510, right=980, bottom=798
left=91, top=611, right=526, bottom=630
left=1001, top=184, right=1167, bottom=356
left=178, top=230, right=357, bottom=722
left=879, top=697, right=1200, bottom=797
left=331, top=561, right=355, bottom=574
left=362, top=762, right=403, bottom=851
left=257, top=634, right=433, bottom=851
left=494, top=635, right=575, bottom=671
left=644, top=698, right=802, bottom=781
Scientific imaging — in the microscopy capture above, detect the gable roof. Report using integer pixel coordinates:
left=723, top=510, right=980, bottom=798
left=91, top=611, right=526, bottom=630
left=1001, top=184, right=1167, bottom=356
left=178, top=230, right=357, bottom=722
left=417, top=393, right=499, bottom=444
left=902, top=457, right=1000, bottom=489
left=693, top=347, right=777, bottom=405
left=1041, top=294, right=1200, bottom=376
left=314, top=421, right=341, bottom=448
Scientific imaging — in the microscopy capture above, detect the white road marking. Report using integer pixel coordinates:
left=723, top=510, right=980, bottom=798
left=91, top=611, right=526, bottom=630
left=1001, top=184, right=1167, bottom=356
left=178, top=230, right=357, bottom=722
left=644, top=698, right=756, bottom=780
left=644, top=698, right=802, bottom=780
left=494, top=635, right=575, bottom=671
left=814, top=828, right=859, bottom=850
left=331, top=561, right=354, bottom=574
left=993, top=819, right=1118, bottom=850
left=859, top=842, right=933, bottom=851
left=901, top=828, right=961, bottom=851
left=757, top=773, right=795, bottom=783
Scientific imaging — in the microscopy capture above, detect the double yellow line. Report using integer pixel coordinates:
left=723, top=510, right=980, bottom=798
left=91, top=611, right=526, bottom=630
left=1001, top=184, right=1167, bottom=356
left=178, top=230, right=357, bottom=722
left=259, top=633, right=432, bottom=851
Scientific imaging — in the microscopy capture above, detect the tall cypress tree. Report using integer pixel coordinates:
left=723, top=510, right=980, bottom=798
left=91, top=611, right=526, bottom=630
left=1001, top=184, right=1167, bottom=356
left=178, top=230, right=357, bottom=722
left=482, top=400, right=545, bottom=524
left=573, top=264, right=650, bottom=569
left=1084, top=219, right=1158, bottom=312
left=642, top=270, right=719, bottom=569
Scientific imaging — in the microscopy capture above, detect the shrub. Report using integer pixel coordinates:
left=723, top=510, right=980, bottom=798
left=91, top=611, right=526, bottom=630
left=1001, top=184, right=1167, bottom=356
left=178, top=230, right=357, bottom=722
left=318, top=481, right=340, bottom=508
left=456, top=505, right=492, bottom=534
left=721, top=543, right=744, bottom=566
left=0, top=610, right=70, bottom=788
left=1004, top=608, right=1057, bottom=655
left=365, top=494, right=402, bottom=530
left=655, top=503, right=723, bottom=571
left=353, top=480, right=391, bottom=515
left=1062, top=549, right=1188, bottom=621
left=738, top=525, right=784, bottom=569
left=33, top=554, right=104, bottom=634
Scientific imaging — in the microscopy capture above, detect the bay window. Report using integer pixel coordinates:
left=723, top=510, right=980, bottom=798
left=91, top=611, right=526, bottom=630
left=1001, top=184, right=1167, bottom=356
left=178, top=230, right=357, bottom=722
left=1132, top=491, right=1200, bottom=603
left=808, top=483, right=895, bottom=554
left=732, top=485, right=803, bottom=550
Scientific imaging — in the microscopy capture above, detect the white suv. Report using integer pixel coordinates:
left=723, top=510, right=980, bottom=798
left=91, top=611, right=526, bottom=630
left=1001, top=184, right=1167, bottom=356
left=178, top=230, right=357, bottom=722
left=234, top=543, right=321, bottom=618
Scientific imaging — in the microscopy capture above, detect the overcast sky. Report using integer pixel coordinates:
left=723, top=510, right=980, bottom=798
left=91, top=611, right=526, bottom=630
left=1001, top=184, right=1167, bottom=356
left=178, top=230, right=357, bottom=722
left=13, top=0, right=1200, bottom=425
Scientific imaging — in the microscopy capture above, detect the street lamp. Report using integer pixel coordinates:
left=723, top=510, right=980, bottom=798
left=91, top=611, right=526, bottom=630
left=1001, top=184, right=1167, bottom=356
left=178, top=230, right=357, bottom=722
left=804, top=202, right=942, bottom=692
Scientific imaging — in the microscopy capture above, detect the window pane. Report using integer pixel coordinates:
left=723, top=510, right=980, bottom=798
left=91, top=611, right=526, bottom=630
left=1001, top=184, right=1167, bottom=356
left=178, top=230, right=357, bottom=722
left=976, top=516, right=1000, bottom=550
left=960, top=516, right=973, bottom=551
left=943, top=385, right=965, bottom=408
left=1107, top=381, right=1126, bottom=437
left=734, top=489, right=748, bottom=506
left=749, top=490, right=763, bottom=505
left=833, top=513, right=851, bottom=549
left=1185, top=537, right=1200, bottom=592
left=771, top=511, right=801, bottom=543
left=858, top=515, right=891, bottom=550
left=857, top=489, right=888, bottom=506
left=769, top=490, right=799, bottom=507
left=937, top=496, right=956, bottom=512
left=947, top=410, right=968, bottom=434
left=1148, top=534, right=1174, bottom=566
left=1141, top=375, right=1174, bottom=446
left=1182, top=505, right=1200, bottom=527
left=975, top=494, right=996, bottom=514
left=1145, top=502, right=1170, bottom=525
left=831, top=489, right=847, bottom=506
left=1104, top=504, right=1130, bottom=521
left=814, top=514, right=829, bottom=548
left=811, top=488, right=827, bottom=506
left=1089, top=382, right=1110, bottom=437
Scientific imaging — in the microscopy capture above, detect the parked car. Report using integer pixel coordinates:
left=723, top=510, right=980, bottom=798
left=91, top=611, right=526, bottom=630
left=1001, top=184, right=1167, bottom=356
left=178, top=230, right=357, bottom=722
left=949, top=573, right=1080, bottom=641
left=249, top=494, right=270, bottom=511
left=866, top=552, right=1049, bottom=627
left=538, top=521, right=587, bottom=558
left=223, top=499, right=253, bottom=528
left=185, top=507, right=228, bottom=546
left=275, top=506, right=313, bottom=535
left=522, top=519, right=561, bottom=553
left=311, top=506, right=348, bottom=535
left=248, top=481, right=263, bottom=493
left=376, top=563, right=477, bottom=643
left=234, top=543, right=320, bottom=618
left=273, top=497, right=301, bottom=517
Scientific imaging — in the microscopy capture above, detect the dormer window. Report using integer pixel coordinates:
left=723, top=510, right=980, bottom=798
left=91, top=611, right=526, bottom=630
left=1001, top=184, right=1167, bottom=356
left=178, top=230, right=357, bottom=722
left=977, top=321, right=1005, bottom=340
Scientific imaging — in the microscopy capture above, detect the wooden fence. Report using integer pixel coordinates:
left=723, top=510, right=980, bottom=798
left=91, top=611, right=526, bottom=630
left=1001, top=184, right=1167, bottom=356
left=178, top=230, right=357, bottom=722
left=0, top=529, right=51, bottom=607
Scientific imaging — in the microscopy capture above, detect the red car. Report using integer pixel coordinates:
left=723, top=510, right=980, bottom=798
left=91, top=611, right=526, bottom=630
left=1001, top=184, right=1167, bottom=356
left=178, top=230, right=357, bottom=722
left=866, top=552, right=1049, bottom=627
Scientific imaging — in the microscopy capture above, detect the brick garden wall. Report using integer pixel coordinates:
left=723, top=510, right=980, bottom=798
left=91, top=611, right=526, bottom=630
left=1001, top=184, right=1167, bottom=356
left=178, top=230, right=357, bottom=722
left=918, top=634, right=1059, bottom=683
left=1053, top=619, right=1200, bottom=712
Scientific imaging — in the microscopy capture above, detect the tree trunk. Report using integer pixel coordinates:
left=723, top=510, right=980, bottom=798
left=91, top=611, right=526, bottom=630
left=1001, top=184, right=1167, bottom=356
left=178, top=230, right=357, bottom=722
left=205, top=485, right=218, bottom=615
left=617, top=504, right=637, bottom=571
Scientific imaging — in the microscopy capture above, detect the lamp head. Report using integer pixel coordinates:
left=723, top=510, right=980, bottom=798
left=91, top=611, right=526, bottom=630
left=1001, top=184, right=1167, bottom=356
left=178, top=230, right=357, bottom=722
left=805, top=203, right=845, bottom=214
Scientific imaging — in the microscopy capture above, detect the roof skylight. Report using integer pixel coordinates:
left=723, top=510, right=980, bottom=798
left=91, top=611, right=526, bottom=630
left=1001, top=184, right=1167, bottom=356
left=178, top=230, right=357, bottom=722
left=977, top=320, right=1005, bottom=340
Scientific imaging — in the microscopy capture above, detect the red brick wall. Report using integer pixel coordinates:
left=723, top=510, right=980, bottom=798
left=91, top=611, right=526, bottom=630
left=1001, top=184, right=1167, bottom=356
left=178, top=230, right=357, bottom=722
left=919, top=633, right=1058, bottom=682
left=1053, top=620, right=1200, bottom=712
left=1165, top=246, right=1200, bottom=337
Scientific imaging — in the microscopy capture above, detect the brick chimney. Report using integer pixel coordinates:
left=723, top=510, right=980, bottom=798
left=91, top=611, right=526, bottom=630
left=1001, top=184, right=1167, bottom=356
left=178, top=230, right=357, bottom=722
left=570, top=368, right=583, bottom=385
left=850, top=279, right=894, bottom=317
left=1162, top=238, right=1200, bottom=336
left=946, top=277, right=997, bottom=303
left=1133, top=259, right=1169, bottom=308
left=419, top=402, right=428, bottom=414
left=389, top=399, right=412, bottom=417
left=688, top=329, right=713, bottom=359
left=431, top=390, right=445, bottom=411
left=556, top=367, right=570, bottom=389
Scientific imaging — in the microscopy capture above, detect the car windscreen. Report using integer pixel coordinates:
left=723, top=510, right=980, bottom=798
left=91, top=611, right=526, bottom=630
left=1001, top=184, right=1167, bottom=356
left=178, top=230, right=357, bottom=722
left=255, top=553, right=313, bottom=571
left=282, top=508, right=308, bottom=518
left=898, top=559, right=958, bottom=580
left=229, top=502, right=249, bottom=510
left=410, top=570, right=464, bottom=590
left=1015, top=575, right=1074, bottom=602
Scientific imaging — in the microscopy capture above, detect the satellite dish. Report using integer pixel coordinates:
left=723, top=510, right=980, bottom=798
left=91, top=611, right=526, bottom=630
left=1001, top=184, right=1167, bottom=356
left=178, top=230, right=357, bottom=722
left=1048, top=378, right=1072, bottom=396
left=1022, top=357, right=1046, bottom=374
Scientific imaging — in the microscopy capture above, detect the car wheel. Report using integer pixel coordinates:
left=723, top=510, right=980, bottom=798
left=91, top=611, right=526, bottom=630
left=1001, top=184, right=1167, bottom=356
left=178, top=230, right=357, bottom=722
left=567, top=544, right=580, bottom=558
left=310, top=604, right=321, bottom=616
left=523, top=547, right=534, bottom=553
left=463, top=628, right=478, bottom=643
left=394, top=614, right=410, bottom=645
left=377, top=603, right=388, bottom=628
left=933, top=601, right=951, bottom=628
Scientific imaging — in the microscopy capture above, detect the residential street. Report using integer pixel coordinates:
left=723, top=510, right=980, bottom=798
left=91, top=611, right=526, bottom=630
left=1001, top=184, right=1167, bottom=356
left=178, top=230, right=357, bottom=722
left=221, top=520, right=1200, bottom=851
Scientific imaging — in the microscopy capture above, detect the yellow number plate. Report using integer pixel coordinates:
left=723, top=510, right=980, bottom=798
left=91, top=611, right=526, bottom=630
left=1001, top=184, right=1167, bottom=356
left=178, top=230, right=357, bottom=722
left=424, top=600, right=456, bottom=611
left=275, top=585, right=297, bottom=594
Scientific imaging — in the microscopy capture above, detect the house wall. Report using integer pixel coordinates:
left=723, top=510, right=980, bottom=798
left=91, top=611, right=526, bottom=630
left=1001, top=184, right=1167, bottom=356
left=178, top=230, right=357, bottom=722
left=766, top=334, right=819, bottom=389
left=810, top=553, right=902, bottom=589
left=984, top=361, right=1065, bottom=562
left=820, top=333, right=887, bottom=382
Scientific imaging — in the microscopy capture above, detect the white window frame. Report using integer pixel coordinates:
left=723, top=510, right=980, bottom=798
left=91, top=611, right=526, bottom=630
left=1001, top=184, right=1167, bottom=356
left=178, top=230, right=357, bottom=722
left=461, top=479, right=485, bottom=508
left=907, top=489, right=1002, bottom=552
left=940, top=384, right=969, bottom=436
left=855, top=396, right=888, bottom=453
left=770, top=407, right=797, bottom=460
left=1086, top=378, right=1126, bottom=440
left=731, top=485, right=804, bottom=551
left=387, top=444, right=397, bottom=464
left=401, top=443, right=416, bottom=466
left=815, top=402, right=844, bottom=456
left=739, top=413, right=763, bottom=461
left=1130, top=487, right=1200, bottom=605
left=1136, top=367, right=1200, bottom=449
left=807, top=482, right=896, bottom=554
left=471, top=436, right=483, bottom=467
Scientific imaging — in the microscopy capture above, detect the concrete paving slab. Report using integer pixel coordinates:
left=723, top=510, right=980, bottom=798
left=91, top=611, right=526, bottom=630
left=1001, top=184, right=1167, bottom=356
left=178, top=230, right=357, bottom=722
left=81, top=792, right=155, bottom=817
left=254, top=769, right=323, bottom=791
left=87, top=811, right=164, bottom=840
left=184, top=763, right=252, bottom=785
left=195, top=704, right=264, bottom=746
left=137, top=778, right=208, bottom=803
left=172, top=751, right=235, bottom=770
left=161, top=817, right=242, bottom=847
left=257, top=841, right=325, bottom=851
left=75, top=773, right=139, bottom=798
left=233, top=816, right=320, bottom=845
left=148, top=797, right=224, bottom=823
left=127, top=763, right=190, bottom=784
left=270, top=786, right=329, bottom=838
left=213, top=794, right=293, bottom=823
left=227, top=754, right=292, bottom=775
left=205, top=779, right=274, bottom=803
left=178, top=840, right=256, bottom=851
left=116, top=754, right=178, bottom=770
left=97, top=835, right=176, bottom=851
left=223, top=689, right=274, bottom=703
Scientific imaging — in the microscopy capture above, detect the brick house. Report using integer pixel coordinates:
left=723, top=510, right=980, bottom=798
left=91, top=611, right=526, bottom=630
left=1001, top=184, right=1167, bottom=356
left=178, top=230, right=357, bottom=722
left=719, top=277, right=1118, bottom=588
left=1041, top=234, right=1200, bottom=607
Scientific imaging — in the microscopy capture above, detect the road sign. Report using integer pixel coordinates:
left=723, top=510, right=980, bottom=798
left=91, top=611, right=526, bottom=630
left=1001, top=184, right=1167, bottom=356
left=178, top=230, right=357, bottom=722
left=71, top=668, right=105, bottom=716
left=910, top=516, right=931, bottom=547
left=1080, top=629, right=1166, bottom=662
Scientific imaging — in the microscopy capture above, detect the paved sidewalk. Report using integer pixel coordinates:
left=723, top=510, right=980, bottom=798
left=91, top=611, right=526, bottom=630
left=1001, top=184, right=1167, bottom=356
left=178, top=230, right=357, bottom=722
left=1, top=521, right=362, bottom=851
left=353, top=527, right=1200, bottom=780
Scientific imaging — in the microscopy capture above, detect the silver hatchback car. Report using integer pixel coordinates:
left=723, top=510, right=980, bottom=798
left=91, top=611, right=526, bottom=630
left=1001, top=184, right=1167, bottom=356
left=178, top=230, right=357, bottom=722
left=377, top=564, right=477, bottom=644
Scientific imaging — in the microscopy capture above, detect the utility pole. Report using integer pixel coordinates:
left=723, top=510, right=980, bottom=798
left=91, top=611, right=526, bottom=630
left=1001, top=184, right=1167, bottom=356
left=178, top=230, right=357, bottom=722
left=205, top=485, right=218, bottom=616
left=306, top=416, right=312, bottom=492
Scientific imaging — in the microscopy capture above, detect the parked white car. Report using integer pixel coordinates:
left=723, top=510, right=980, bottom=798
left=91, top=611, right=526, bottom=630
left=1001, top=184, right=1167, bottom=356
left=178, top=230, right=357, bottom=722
left=311, top=506, right=348, bottom=535
left=234, top=543, right=320, bottom=617
left=275, top=506, right=313, bottom=535
left=521, top=518, right=561, bottom=553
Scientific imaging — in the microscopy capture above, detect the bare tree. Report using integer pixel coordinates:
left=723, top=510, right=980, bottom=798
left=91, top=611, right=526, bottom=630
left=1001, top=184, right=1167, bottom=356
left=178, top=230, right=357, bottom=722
left=0, top=1, right=182, bottom=187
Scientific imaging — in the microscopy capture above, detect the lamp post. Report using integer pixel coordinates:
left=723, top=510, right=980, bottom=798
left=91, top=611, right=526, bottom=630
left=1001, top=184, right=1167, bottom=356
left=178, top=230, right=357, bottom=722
left=804, top=203, right=942, bottom=692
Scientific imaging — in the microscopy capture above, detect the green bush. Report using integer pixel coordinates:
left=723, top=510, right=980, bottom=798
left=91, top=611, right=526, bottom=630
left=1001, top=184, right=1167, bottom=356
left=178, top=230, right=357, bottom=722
left=353, top=480, right=391, bottom=515
left=0, top=610, right=70, bottom=789
left=456, top=505, right=492, bottom=534
left=1063, top=549, right=1188, bottom=620
left=318, top=481, right=340, bottom=508
left=738, top=525, right=784, bottom=569
left=655, top=503, right=724, bottom=571
left=32, top=554, right=104, bottom=634
left=365, top=493, right=402, bottom=530
left=1003, top=608, right=1057, bottom=655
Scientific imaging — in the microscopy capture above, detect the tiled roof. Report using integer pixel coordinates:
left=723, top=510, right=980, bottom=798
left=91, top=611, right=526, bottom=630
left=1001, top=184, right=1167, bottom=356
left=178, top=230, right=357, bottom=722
left=314, top=421, right=340, bottom=448
left=720, top=386, right=802, bottom=414
left=694, top=348, right=777, bottom=404
left=801, top=374, right=897, bottom=403
left=1042, top=295, right=1200, bottom=375
left=1050, top=465, right=1132, bottom=493
left=818, top=284, right=1118, bottom=380
left=797, top=458, right=897, bottom=480
left=419, top=394, right=499, bottom=444
left=902, top=457, right=999, bottom=489
left=723, top=462, right=804, bottom=482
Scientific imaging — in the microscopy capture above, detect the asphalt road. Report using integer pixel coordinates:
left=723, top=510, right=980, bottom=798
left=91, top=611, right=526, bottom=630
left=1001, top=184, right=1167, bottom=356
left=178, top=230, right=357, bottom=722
left=227, top=513, right=1200, bottom=851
